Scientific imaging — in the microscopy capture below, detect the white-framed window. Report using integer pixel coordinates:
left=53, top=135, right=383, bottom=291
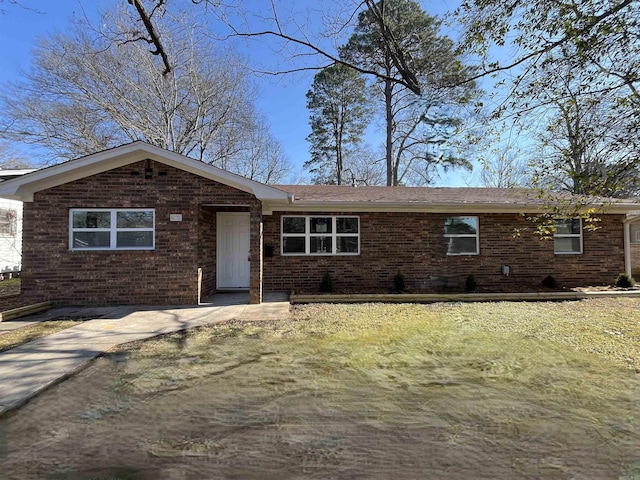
left=630, top=223, right=640, bottom=245
left=554, top=218, right=582, bottom=254
left=0, top=209, right=16, bottom=237
left=70, top=209, right=155, bottom=251
left=281, top=216, right=359, bottom=255
left=444, top=216, right=479, bottom=255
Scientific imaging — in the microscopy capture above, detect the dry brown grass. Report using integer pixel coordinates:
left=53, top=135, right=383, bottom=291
left=1, top=298, right=639, bottom=479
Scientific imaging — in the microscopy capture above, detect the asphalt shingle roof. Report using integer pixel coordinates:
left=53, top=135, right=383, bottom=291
left=276, top=185, right=550, bottom=205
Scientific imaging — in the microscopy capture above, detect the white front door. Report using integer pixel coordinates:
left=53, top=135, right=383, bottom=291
left=217, top=212, right=250, bottom=290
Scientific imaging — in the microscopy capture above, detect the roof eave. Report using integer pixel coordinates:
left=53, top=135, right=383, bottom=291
left=271, top=200, right=640, bottom=214
left=0, top=142, right=291, bottom=203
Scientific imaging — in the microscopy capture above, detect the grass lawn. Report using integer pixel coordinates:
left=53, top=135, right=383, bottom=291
left=1, top=299, right=639, bottom=479
left=0, top=278, right=20, bottom=297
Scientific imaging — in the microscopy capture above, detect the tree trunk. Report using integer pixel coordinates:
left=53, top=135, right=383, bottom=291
left=385, top=77, right=394, bottom=186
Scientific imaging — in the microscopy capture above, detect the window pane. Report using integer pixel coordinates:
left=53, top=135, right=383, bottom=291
left=283, top=217, right=305, bottom=234
left=310, top=236, right=332, bottom=253
left=73, top=211, right=110, bottom=229
left=447, top=237, right=478, bottom=255
left=73, top=231, right=110, bottom=248
left=117, top=211, right=153, bottom=228
left=283, top=236, right=305, bottom=253
left=555, top=219, right=580, bottom=235
left=310, top=217, right=332, bottom=234
left=0, top=209, right=16, bottom=237
left=444, top=217, right=477, bottom=235
left=336, top=236, right=359, bottom=253
left=336, top=217, right=358, bottom=234
left=117, top=231, right=153, bottom=248
left=554, top=237, right=581, bottom=253
left=631, top=223, right=640, bottom=244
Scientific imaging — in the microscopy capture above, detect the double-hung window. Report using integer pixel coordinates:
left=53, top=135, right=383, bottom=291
left=282, top=216, right=359, bottom=255
left=70, top=209, right=155, bottom=251
left=444, top=216, right=479, bottom=255
left=0, top=209, right=16, bottom=237
left=554, top=218, right=582, bottom=254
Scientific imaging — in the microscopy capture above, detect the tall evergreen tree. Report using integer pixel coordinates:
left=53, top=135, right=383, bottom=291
left=305, top=64, right=372, bottom=185
left=341, top=0, right=478, bottom=186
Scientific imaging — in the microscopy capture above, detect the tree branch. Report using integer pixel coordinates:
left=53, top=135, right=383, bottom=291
left=126, top=0, right=171, bottom=75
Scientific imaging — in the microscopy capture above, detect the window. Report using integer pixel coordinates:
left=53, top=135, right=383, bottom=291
left=70, top=209, right=155, bottom=250
left=630, top=223, right=640, bottom=245
left=444, top=217, right=479, bottom=255
left=554, top=218, right=582, bottom=254
left=282, top=216, right=359, bottom=255
left=0, top=209, right=16, bottom=237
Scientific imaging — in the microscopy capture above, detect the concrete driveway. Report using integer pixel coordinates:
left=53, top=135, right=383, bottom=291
left=0, top=293, right=290, bottom=416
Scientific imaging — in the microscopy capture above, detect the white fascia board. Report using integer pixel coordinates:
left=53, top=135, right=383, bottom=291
left=0, top=142, right=292, bottom=203
left=270, top=201, right=640, bottom=214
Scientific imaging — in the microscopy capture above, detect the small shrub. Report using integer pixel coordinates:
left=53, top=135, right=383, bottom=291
left=320, top=272, right=334, bottom=293
left=542, top=275, right=558, bottom=289
left=393, top=271, right=407, bottom=292
left=616, top=273, right=636, bottom=288
left=464, top=275, right=478, bottom=292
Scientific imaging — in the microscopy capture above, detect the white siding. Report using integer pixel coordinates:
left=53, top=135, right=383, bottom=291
left=0, top=198, right=22, bottom=273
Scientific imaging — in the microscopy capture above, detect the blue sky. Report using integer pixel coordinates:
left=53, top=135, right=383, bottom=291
left=0, top=0, right=469, bottom=185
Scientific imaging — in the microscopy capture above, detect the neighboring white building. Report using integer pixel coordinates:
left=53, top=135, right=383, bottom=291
left=0, top=169, right=36, bottom=274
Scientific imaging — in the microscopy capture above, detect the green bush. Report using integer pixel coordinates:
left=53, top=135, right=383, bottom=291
left=320, top=272, right=335, bottom=293
left=393, top=271, right=407, bottom=292
left=615, top=273, right=636, bottom=288
left=464, top=275, right=478, bottom=292
left=542, top=275, right=558, bottom=289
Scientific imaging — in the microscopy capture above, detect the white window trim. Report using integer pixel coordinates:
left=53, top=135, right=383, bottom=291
left=444, top=216, right=480, bottom=256
left=69, top=208, right=155, bottom=251
left=281, top=215, right=360, bottom=256
left=553, top=218, right=583, bottom=255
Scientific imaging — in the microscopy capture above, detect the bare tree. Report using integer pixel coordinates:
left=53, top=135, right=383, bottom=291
left=0, top=5, right=289, bottom=183
left=343, top=145, right=386, bottom=186
left=223, top=115, right=292, bottom=184
left=125, top=0, right=432, bottom=95
left=0, top=142, right=32, bottom=169
left=479, top=151, right=530, bottom=188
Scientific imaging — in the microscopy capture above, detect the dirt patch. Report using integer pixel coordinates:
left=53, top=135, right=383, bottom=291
left=1, top=301, right=639, bottom=479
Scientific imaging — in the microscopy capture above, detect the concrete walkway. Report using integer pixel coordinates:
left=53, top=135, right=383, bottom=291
left=0, top=292, right=291, bottom=416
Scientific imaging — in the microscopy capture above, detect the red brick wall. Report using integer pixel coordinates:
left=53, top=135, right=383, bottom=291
left=198, top=207, right=217, bottom=300
left=22, top=160, right=257, bottom=306
left=262, top=211, right=626, bottom=293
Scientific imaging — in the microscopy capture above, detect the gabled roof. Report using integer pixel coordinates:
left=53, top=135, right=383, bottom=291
left=0, top=142, right=293, bottom=204
left=275, top=185, right=640, bottom=213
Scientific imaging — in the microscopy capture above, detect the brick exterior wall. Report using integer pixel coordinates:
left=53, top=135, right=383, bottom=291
left=262, top=211, right=627, bottom=293
left=21, top=160, right=259, bottom=306
left=19, top=159, right=629, bottom=306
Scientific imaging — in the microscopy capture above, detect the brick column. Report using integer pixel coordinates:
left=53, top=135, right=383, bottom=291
left=249, top=201, right=263, bottom=304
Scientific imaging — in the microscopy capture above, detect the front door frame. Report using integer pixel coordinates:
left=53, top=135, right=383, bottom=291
left=216, top=211, right=251, bottom=290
